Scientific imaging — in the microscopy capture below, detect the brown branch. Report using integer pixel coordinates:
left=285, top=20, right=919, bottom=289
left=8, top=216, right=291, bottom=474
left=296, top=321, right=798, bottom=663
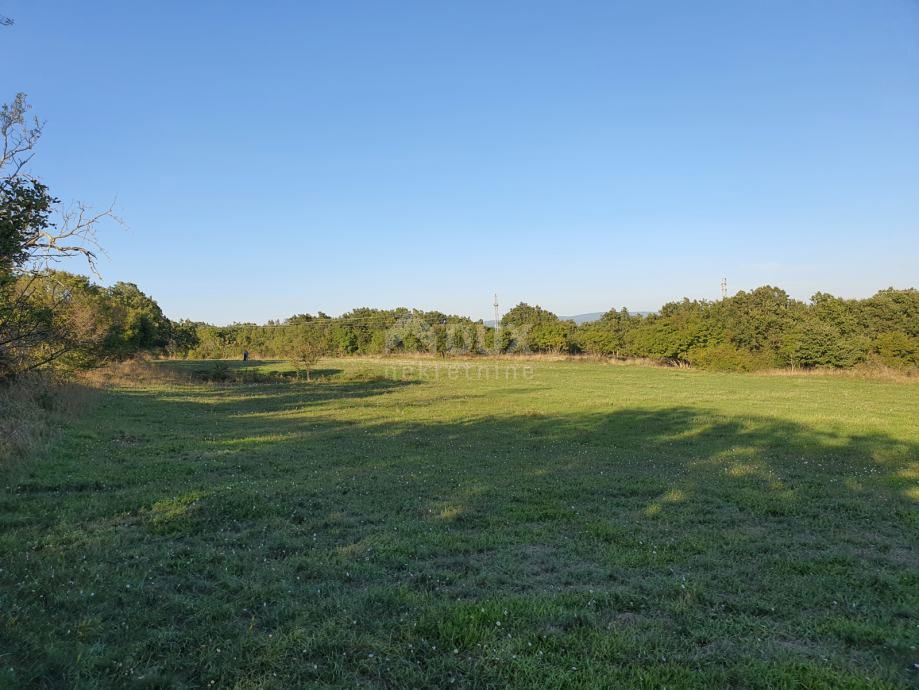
left=20, top=346, right=73, bottom=373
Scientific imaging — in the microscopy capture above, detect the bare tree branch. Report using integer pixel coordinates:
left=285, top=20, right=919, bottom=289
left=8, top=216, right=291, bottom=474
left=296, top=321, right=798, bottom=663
left=0, top=93, right=123, bottom=380
left=1, top=94, right=43, bottom=181
left=22, top=201, right=122, bottom=277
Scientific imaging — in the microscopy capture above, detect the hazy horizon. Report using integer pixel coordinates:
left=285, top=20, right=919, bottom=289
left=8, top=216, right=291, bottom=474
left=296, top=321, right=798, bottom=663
left=171, top=286, right=906, bottom=328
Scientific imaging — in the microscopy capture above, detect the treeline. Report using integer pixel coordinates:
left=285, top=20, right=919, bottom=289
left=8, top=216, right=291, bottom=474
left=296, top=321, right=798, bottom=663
left=569, top=287, right=918, bottom=371
left=173, top=285, right=918, bottom=372
left=4, top=274, right=916, bottom=377
left=180, top=308, right=492, bottom=360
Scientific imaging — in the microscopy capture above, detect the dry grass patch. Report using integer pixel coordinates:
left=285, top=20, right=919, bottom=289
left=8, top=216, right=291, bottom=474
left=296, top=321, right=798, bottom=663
left=0, top=374, right=95, bottom=465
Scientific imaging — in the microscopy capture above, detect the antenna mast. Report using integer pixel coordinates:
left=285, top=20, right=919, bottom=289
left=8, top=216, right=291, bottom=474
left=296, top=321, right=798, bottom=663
left=493, top=293, right=500, bottom=353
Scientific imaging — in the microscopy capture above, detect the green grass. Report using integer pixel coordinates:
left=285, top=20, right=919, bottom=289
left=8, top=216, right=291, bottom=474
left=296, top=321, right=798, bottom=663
left=1, top=358, right=917, bottom=689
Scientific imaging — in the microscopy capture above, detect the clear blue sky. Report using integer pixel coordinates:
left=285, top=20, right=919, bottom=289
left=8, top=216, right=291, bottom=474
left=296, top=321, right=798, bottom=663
left=3, top=1, right=917, bottom=324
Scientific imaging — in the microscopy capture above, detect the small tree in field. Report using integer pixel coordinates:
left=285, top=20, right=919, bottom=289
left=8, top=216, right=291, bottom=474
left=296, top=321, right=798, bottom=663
left=290, top=339, right=323, bottom=381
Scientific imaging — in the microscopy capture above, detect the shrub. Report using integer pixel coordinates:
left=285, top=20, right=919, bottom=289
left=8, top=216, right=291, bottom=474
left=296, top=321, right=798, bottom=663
left=192, top=363, right=231, bottom=382
left=872, top=331, right=919, bottom=369
left=686, top=343, right=774, bottom=372
left=781, top=320, right=867, bottom=369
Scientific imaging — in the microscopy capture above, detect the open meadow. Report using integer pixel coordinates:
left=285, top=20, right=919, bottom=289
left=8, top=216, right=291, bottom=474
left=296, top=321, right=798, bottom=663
left=1, top=358, right=917, bottom=689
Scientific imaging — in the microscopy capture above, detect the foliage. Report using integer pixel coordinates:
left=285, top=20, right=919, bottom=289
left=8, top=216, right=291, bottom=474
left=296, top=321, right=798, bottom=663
left=1, top=272, right=112, bottom=376
left=1, top=271, right=173, bottom=379
left=289, top=337, right=324, bottom=381
left=871, top=331, right=919, bottom=369
left=573, top=287, right=915, bottom=371
left=168, top=287, right=919, bottom=373
left=685, top=342, right=772, bottom=372
left=500, top=303, right=576, bottom=353
left=106, top=282, right=172, bottom=355
left=574, top=307, right=634, bottom=356
left=181, top=309, right=486, bottom=360
left=0, top=94, right=123, bottom=380
left=780, top=316, right=867, bottom=369
left=0, top=177, right=56, bottom=280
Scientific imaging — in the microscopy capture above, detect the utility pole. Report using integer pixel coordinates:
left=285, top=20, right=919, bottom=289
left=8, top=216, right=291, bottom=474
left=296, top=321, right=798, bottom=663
left=493, top=293, right=500, bottom=354
left=720, top=277, right=727, bottom=300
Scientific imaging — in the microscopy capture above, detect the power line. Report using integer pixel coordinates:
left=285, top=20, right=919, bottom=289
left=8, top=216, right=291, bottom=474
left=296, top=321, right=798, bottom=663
left=199, top=314, right=491, bottom=329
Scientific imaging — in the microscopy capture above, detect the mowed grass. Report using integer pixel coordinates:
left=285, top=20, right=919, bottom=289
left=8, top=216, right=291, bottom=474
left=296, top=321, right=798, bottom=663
left=1, top=358, right=917, bottom=689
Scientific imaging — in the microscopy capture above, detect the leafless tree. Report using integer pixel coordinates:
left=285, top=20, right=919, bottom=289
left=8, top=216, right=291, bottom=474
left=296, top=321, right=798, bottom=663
left=2, top=93, right=119, bottom=276
left=1, top=93, right=119, bottom=378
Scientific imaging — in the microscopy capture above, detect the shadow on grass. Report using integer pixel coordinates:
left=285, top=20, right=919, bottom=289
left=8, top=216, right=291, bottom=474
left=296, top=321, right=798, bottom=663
left=18, top=378, right=917, bottom=524
left=154, top=359, right=347, bottom=384
left=116, top=377, right=423, bottom=417
left=158, top=359, right=286, bottom=370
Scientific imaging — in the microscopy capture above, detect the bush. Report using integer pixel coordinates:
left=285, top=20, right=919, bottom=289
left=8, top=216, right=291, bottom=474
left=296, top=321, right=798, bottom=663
left=685, top=343, right=775, bottom=372
left=872, top=331, right=919, bottom=369
left=192, top=363, right=231, bottom=382
left=781, top=321, right=867, bottom=369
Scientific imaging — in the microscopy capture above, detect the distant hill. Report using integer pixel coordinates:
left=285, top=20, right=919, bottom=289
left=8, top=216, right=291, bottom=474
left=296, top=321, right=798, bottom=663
left=559, top=312, right=605, bottom=324
left=484, top=311, right=652, bottom=327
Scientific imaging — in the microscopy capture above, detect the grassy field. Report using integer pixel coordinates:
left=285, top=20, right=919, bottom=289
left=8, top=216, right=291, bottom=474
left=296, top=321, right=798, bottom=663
left=1, top=358, right=917, bottom=689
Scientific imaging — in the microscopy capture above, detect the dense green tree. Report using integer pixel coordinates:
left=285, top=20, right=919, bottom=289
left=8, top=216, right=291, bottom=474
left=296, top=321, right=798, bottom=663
left=780, top=314, right=867, bottom=369
left=574, top=308, right=635, bottom=356
left=166, top=319, right=200, bottom=356
left=106, top=282, right=172, bottom=354
left=858, top=288, right=919, bottom=337
left=500, top=303, right=575, bottom=353
left=2, top=271, right=120, bottom=376
left=716, top=286, right=798, bottom=354
left=623, top=300, right=720, bottom=363
left=1, top=178, right=56, bottom=282
left=871, top=331, right=919, bottom=369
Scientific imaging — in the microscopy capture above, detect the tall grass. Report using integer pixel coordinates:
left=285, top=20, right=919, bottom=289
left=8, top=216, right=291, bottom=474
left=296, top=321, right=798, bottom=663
left=0, top=373, right=94, bottom=465
left=78, top=356, right=194, bottom=387
left=1, top=358, right=184, bottom=465
left=755, top=361, right=918, bottom=382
